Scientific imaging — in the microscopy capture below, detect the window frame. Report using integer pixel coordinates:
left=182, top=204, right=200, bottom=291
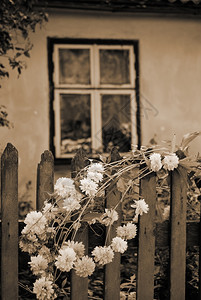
left=48, top=38, right=140, bottom=162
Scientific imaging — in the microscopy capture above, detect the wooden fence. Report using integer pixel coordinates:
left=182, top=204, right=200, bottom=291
left=0, top=143, right=201, bottom=300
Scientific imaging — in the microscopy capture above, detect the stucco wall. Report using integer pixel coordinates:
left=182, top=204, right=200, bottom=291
left=0, top=9, right=201, bottom=206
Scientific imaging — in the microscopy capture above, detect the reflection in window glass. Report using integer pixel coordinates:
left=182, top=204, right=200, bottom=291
left=101, top=94, right=131, bottom=152
left=60, top=94, right=91, bottom=153
left=59, top=49, right=90, bottom=84
left=100, top=50, right=130, bottom=84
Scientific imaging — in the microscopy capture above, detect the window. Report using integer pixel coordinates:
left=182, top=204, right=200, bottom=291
left=52, top=42, right=138, bottom=158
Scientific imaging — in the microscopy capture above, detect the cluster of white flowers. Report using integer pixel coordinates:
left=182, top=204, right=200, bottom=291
left=131, top=199, right=149, bottom=220
left=23, top=211, right=47, bottom=235
left=117, top=223, right=137, bottom=240
left=54, top=177, right=83, bottom=213
left=163, top=153, right=179, bottom=171
left=64, top=240, right=85, bottom=258
left=29, top=254, right=48, bottom=276
left=92, top=246, right=114, bottom=265
left=100, top=208, right=119, bottom=226
left=149, top=152, right=179, bottom=172
left=33, top=276, right=56, bottom=300
left=111, top=237, right=128, bottom=254
left=74, top=256, right=95, bottom=277
left=55, top=246, right=76, bottom=272
left=80, top=162, right=104, bottom=197
left=19, top=158, right=151, bottom=299
left=149, top=153, right=162, bottom=172
left=80, top=177, right=98, bottom=197
left=54, top=177, right=75, bottom=198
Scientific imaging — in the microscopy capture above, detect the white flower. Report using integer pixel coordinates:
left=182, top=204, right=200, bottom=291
left=131, top=199, right=149, bottom=216
left=65, top=240, right=85, bottom=258
left=92, top=246, right=114, bottom=265
left=87, top=171, right=103, bottom=183
left=24, top=211, right=47, bottom=235
left=74, top=256, right=95, bottom=277
left=55, top=247, right=76, bottom=272
left=33, top=277, right=56, bottom=300
left=29, top=255, right=48, bottom=276
left=62, top=197, right=81, bottom=212
left=163, top=153, right=179, bottom=171
left=19, top=238, right=40, bottom=254
left=42, top=202, right=55, bottom=220
left=88, top=163, right=104, bottom=173
left=149, top=153, right=162, bottom=172
left=38, top=246, right=53, bottom=263
left=111, top=237, right=128, bottom=253
left=73, top=221, right=81, bottom=231
left=120, top=291, right=127, bottom=300
left=117, top=223, right=137, bottom=240
left=54, top=177, right=76, bottom=198
left=101, top=209, right=118, bottom=226
left=128, top=292, right=136, bottom=300
left=80, top=177, right=98, bottom=197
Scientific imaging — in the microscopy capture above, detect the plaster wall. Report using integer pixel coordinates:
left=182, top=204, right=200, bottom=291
left=0, top=10, right=201, bottom=205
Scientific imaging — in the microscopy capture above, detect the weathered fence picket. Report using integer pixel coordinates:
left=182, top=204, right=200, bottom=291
left=170, top=168, right=187, bottom=300
left=71, top=148, right=89, bottom=300
left=104, top=148, right=122, bottom=300
left=36, top=150, right=54, bottom=210
left=1, top=143, right=18, bottom=300
left=137, top=173, right=156, bottom=300
left=0, top=144, right=200, bottom=300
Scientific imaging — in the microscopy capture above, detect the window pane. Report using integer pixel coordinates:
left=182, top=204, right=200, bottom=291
left=99, top=49, right=130, bottom=84
left=60, top=94, right=91, bottom=154
left=101, top=94, right=131, bottom=152
left=59, top=49, right=90, bottom=84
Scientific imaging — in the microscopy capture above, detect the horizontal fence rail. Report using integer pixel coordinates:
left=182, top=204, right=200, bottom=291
left=0, top=143, right=200, bottom=300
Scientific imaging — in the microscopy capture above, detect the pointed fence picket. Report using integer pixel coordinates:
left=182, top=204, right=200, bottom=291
left=0, top=143, right=200, bottom=300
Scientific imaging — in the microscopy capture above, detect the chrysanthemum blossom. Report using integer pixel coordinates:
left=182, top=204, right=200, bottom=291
left=101, top=209, right=118, bottom=226
left=29, top=255, right=48, bottom=276
left=88, top=163, right=104, bottom=173
left=163, top=153, right=179, bottom=171
left=24, top=211, right=47, bottom=235
left=55, top=247, right=76, bottom=272
left=42, top=202, right=55, bottom=221
left=92, top=246, right=114, bottom=265
left=128, top=292, right=136, bottom=300
left=19, top=238, right=40, bottom=254
left=149, top=153, right=162, bottom=172
left=62, top=197, right=81, bottom=212
left=111, top=237, right=128, bottom=254
left=38, top=246, right=53, bottom=263
left=33, top=277, right=56, bottom=300
left=54, top=177, right=76, bottom=198
left=87, top=171, right=103, bottom=183
left=80, top=177, right=98, bottom=197
left=74, top=256, right=95, bottom=277
left=131, top=199, right=149, bottom=216
left=65, top=240, right=85, bottom=258
left=117, top=223, right=137, bottom=240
